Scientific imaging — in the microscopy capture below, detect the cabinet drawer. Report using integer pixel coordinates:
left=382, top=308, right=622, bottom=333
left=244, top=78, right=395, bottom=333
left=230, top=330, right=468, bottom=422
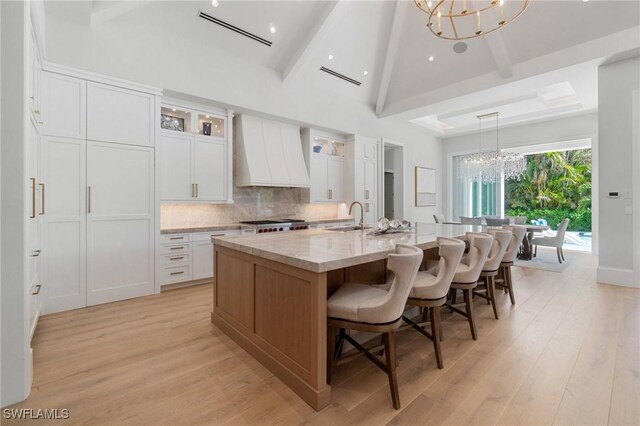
left=161, top=265, right=192, bottom=285
left=162, top=252, right=191, bottom=267
left=192, top=231, right=239, bottom=242
left=160, top=242, right=192, bottom=255
left=160, top=233, right=191, bottom=244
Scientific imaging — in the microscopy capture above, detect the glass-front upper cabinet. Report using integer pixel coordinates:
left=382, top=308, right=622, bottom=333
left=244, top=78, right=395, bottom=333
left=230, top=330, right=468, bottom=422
left=160, top=104, right=226, bottom=140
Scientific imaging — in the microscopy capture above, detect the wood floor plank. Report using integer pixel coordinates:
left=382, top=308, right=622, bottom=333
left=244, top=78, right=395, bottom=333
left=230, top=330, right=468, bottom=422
left=4, top=254, right=638, bottom=426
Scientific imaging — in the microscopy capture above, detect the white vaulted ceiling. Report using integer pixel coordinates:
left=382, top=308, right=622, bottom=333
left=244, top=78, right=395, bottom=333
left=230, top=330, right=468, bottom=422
left=44, top=0, right=640, bottom=135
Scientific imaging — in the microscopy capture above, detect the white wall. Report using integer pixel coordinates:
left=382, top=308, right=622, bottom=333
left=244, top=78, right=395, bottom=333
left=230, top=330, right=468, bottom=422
left=597, top=57, right=640, bottom=287
left=43, top=12, right=442, bottom=225
left=1, top=0, right=31, bottom=407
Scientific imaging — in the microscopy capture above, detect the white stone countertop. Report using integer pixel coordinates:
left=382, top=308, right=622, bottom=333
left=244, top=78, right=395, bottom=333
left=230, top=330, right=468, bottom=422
left=212, top=223, right=483, bottom=273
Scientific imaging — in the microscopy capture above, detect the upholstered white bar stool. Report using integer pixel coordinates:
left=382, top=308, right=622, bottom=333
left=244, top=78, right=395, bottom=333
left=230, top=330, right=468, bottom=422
left=472, top=229, right=512, bottom=320
left=498, top=225, right=527, bottom=305
left=447, top=232, right=493, bottom=340
left=326, top=244, right=423, bottom=409
left=403, top=237, right=465, bottom=369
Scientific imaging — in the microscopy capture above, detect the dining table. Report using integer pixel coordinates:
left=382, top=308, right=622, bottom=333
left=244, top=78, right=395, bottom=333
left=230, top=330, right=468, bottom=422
left=518, top=224, right=550, bottom=260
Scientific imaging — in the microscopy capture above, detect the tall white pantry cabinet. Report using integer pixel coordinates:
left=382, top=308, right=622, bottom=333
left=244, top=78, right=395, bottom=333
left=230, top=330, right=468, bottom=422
left=39, top=64, right=161, bottom=314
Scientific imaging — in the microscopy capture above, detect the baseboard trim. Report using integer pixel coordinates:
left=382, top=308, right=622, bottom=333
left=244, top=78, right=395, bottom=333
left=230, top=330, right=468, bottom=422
left=161, top=278, right=212, bottom=292
left=596, top=266, right=639, bottom=288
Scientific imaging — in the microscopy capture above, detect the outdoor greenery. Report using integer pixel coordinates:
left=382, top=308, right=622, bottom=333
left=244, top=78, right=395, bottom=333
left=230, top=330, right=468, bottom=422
left=505, top=148, right=592, bottom=232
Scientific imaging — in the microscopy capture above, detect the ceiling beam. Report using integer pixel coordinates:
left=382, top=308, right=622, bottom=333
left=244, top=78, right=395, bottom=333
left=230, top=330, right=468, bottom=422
left=375, top=0, right=407, bottom=117
left=279, top=0, right=339, bottom=84
left=485, top=32, right=513, bottom=79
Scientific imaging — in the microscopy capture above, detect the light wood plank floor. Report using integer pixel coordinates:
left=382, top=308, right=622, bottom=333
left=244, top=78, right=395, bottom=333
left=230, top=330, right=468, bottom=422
left=6, top=252, right=640, bottom=425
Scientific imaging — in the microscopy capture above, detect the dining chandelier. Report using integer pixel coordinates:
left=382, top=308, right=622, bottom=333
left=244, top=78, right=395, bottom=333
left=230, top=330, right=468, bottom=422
left=414, top=0, right=529, bottom=41
left=458, top=112, right=527, bottom=184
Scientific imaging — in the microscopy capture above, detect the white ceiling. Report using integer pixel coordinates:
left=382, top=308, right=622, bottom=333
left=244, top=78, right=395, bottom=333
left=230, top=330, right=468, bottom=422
left=44, top=0, right=640, bottom=134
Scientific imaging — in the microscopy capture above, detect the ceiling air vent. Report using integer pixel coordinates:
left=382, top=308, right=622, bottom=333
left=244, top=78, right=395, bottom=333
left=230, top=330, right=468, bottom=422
left=320, top=67, right=361, bottom=86
left=198, top=11, right=272, bottom=47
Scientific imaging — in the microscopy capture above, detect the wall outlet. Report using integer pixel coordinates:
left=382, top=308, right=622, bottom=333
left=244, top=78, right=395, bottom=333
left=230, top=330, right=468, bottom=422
left=622, top=190, right=633, bottom=199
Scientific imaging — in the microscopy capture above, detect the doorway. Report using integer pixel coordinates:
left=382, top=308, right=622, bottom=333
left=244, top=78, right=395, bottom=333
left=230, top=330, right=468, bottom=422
left=383, top=141, right=404, bottom=220
left=384, top=172, right=395, bottom=218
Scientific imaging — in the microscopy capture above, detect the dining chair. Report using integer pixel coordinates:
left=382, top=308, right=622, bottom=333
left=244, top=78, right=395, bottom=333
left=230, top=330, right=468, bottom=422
left=326, top=244, right=423, bottom=409
left=433, top=213, right=446, bottom=224
left=514, top=216, right=527, bottom=225
left=472, top=229, right=512, bottom=320
left=403, top=237, right=465, bottom=368
left=531, top=218, right=570, bottom=263
left=498, top=225, right=527, bottom=304
left=447, top=232, right=493, bottom=340
left=460, top=216, right=482, bottom=225
left=486, top=218, right=510, bottom=226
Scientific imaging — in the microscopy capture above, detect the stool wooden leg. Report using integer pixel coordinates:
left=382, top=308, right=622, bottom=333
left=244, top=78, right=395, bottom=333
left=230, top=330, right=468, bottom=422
left=450, top=288, right=458, bottom=305
left=556, top=247, right=563, bottom=264
left=488, top=275, right=499, bottom=319
left=463, top=289, right=478, bottom=340
left=430, top=306, right=443, bottom=369
left=383, top=331, right=401, bottom=409
left=507, top=266, right=516, bottom=305
left=327, top=325, right=336, bottom=384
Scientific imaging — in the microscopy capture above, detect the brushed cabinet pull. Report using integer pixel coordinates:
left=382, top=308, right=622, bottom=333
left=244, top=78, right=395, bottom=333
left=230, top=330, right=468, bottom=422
left=39, top=183, right=45, bottom=215
left=169, top=236, right=184, bottom=240
left=169, top=256, right=184, bottom=260
left=170, top=246, right=185, bottom=250
left=191, top=184, right=195, bottom=198
left=32, top=249, right=41, bottom=257
left=170, top=271, right=185, bottom=276
left=32, top=284, right=41, bottom=295
left=87, top=186, right=91, bottom=213
left=365, top=203, right=370, bottom=212
left=365, top=189, right=369, bottom=200
left=30, top=178, right=36, bottom=218
left=210, top=233, right=225, bottom=237
left=196, top=183, right=199, bottom=198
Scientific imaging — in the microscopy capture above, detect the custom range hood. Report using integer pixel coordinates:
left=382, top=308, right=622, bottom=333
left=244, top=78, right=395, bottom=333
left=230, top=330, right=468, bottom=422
left=234, top=114, right=310, bottom=187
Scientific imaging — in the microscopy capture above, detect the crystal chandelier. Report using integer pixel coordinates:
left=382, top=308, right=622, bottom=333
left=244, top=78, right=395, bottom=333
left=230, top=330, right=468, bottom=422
left=458, top=112, right=526, bottom=184
left=414, top=0, right=529, bottom=41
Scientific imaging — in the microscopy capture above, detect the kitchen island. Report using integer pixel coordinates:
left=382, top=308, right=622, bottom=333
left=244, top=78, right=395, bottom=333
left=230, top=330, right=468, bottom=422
left=211, top=223, right=478, bottom=410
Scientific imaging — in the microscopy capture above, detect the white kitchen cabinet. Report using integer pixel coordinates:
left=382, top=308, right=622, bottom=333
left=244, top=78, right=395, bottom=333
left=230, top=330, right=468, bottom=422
left=159, top=230, right=240, bottom=286
left=41, top=72, right=86, bottom=140
left=87, top=82, right=155, bottom=147
left=193, top=137, right=226, bottom=201
left=41, top=137, right=87, bottom=314
left=301, top=129, right=346, bottom=203
left=347, top=136, right=380, bottom=226
left=158, top=132, right=193, bottom=201
left=28, top=28, right=42, bottom=121
left=27, top=116, right=43, bottom=335
left=86, top=142, right=155, bottom=306
left=158, top=103, right=230, bottom=202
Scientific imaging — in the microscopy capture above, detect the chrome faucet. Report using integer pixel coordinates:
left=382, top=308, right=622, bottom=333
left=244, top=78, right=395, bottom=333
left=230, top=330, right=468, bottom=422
left=348, top=201, right=365, bottom=230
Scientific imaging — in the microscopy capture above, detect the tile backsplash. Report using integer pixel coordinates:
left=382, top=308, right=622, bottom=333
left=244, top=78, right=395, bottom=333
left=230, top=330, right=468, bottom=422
left=161, top=186, right=348, bottom=229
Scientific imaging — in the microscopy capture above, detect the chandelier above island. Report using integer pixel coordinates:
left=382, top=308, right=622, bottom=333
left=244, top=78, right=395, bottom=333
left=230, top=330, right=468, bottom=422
left=414, top=0, right=530, bottom=41
left=458, top=112, right=527, bottom=184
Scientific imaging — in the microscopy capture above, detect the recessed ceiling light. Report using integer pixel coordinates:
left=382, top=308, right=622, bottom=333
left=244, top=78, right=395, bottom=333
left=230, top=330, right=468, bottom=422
left=328, top=54, right=334, bottom=60
left=269, top=24, right=277, bottom=34
left=428, top=56, right=435, bottom=62
left=363, top=70, right=369, bottom=76
left=581, top=0, right=589, bottom=2
left=211, top=0, right=219, bottom=7
left=172, top=108, right=177, bottom=112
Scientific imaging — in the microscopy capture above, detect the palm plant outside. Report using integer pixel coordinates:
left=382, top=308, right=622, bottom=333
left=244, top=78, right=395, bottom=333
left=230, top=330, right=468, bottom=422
left=505, top=148, right=592, bottom=232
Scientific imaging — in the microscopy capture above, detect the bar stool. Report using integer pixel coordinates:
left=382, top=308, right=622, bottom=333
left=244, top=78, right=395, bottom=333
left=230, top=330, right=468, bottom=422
left=473, top=229, right=512, bottom=320
left=498, top=225, right=527, bottom=305
left=447, top=232, right=493, bottom=340
left=326, top=244, right=423, bottom=409
left=403, top=237, right=465, bottom=369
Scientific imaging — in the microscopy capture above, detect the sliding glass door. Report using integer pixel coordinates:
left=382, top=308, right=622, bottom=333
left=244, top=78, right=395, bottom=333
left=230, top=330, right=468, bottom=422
left=451, top=155, right=503, bottom=219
